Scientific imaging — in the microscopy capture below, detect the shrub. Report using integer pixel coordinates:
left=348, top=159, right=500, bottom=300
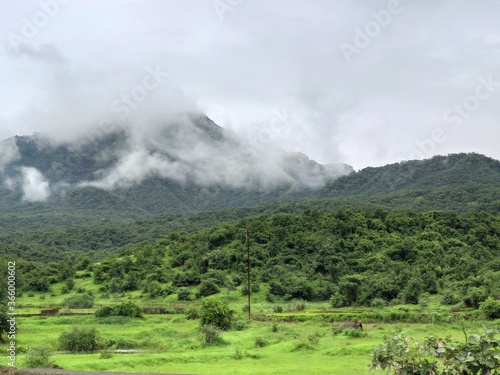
left=196, top=279, right=220, bottom=298
left=463, top=287, right=487, bottom=308
left=273, top=305, right=283, bottom=313
left=440, top=291, right=459, bottom=305
left=199, top=299, right=233, bottom=330
left=371, top=298, right=387, bottom=308
left=94, top=306, right=114, bottom=318
left=271, top=322, right=279, bottom=333
left=233, top=320, right=246, bottom=331
left=112, top=301, right=142, bottom=318
left=418, top=293, right=430, bottom=309
left=371, top=329, right=500, bottom=374
left=185, top=308, right=199, bottom=320
left=343, top=328, right=367, bottom=338
left=62, top=293, right=94, bottom=308
left=479, top=298, right=500, bottom=319
left=329, top=292, right=345, bottom=308
left=291, top=341, right=316, bottom=351
left=59, top=326, right=103, bottom=352
left=23, top=346, right=56, bottom=368
left=288, top=299, right=306, bottom=312
left=198, top=325, right=224, bottom=346
left=177, top=287, right=193, bottom=301
left=254, top=336, right=267, bottom=348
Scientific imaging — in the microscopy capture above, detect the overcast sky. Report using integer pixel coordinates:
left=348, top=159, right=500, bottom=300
left=1, top=0, right=499, bottom=170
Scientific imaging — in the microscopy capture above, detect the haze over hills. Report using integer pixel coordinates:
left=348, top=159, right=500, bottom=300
left=0, top=113, right=352, bottom=225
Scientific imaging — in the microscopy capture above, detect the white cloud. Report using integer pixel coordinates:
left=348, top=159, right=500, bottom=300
left=0, top=137, right=20, bottom=171
left=20, top=167, right=51, bottom=202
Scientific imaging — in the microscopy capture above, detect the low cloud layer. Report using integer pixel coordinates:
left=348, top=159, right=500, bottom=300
left=20, top=167, right=51, bottom=202
left=2, top=1, right=499, bottom=170
left=0, top=138, right=20, bottom=171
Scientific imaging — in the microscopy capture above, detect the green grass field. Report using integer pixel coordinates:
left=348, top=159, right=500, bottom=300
left=3, top=307, right=498, bottom=375
left=3, top=276, right=499, bottom=374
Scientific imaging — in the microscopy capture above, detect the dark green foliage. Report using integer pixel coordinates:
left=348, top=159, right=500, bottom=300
left=196, top=279, right=220, bottom=298
left=94, top=306, right=114, bottom=318
left=463, top=287, right=487, bottom=308
left=199, top=299, right=233, bottom=330
left=440, top=291, right=459, bottom=305
left=59, top=326, right=103, bottom=352
left=254, top=336, right=267, bottom=348
left=62, top=293, right=94, bottom=308
left=176, top=287, right=193, bottom=301
left=111, top=301, right=143, bottom=318
left=94, top=302, right=142, bottom=318
left=479, top=298, right=500, bottom=319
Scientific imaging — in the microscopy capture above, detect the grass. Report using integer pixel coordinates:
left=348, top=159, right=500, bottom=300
left=5, top=275, right=494, bottom=374
left=3, top=310, right=494, bottom=374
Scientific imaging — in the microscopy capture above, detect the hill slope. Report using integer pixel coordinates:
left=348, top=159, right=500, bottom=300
left=316, top=153, right=500, bottom=214
left=0, top=114, right=352, bottom=228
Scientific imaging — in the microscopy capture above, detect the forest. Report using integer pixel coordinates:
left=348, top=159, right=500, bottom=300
left=3, top=207, right=500, bottom=310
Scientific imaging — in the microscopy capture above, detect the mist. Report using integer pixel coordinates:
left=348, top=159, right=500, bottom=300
left=20, top=167, right=51, bottom=202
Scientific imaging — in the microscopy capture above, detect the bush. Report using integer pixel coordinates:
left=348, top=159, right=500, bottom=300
left=343, top=328, right=367, bottom=338
left=62, top=293, right=94, bottom=308
left=23, top=346, right=56, bottom=368
left=198, top=325, right=224, bottom=346
left=185, top=308, right=199, bottom=320
left=233, top=320, right=246, bottom=331
left=196, top=279, right=220, bottom=298
left=371, top=298, right=387, bottom=308
left=463, top=287, right=487, bottom=308
left=112, top=301, right=143, bottom=318
left=440, top=291, right=459, bottom=305
left=254, top=336, right=267, bottom=348
left=94, top=306, right=114, bottom=318
left=479, top=298, right=500, bottom=319
left=177, top=287, right=193, bottom=301
left=418, top=293, right=430, bottom=309
left=59, top=326, right=103, bottom=352
left=199, top=299, right=233, bottom=330
left=273, top=305, right=283, bottom=313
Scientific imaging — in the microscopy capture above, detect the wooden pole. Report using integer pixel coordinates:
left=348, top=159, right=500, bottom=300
left=246, top=227, right=251, bottom=320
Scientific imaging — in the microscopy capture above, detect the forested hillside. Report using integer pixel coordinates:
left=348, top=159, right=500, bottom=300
left=316, top=153, right=500, bottom=214
left=9, top=207, right=500, bottom=309
left=0, top=115, right=352, bottom=229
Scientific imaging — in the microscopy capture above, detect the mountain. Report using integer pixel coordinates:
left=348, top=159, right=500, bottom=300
left=316, top=153, right=500, bottom=214
left=0, top=114, right=353, bottom=228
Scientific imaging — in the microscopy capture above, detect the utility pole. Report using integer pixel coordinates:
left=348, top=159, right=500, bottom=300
left=246, top=227, right=251, bottom=320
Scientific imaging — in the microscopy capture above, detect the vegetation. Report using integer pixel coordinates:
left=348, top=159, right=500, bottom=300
left=199, top=299, right=233, bottom=330
left=23, top=346, right=57, bottom=368
left=371, top=328, right=500, bottom=374
left=59, top=326, right=103, bottom=352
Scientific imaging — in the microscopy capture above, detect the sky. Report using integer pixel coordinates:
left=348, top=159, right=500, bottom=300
left=1, top=0, right=500, bottom=170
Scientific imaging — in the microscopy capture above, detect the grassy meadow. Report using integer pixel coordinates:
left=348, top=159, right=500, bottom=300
left=2, top=279, right=499, bottom=375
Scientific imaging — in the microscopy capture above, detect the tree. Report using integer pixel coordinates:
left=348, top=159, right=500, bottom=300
left=199, top=299, right=233, bottom=330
